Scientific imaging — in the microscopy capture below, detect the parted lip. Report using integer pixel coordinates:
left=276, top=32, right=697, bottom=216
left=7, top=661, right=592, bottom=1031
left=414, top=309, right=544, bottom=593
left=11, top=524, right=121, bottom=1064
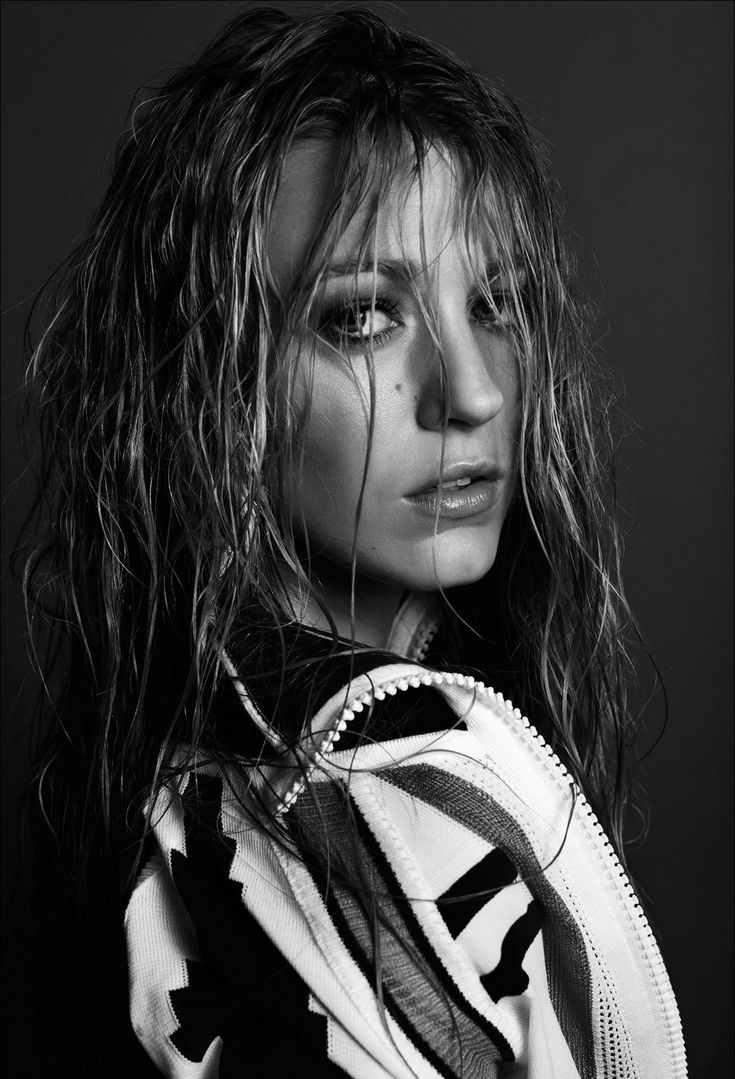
left=407, top=460, right=504, bottom=497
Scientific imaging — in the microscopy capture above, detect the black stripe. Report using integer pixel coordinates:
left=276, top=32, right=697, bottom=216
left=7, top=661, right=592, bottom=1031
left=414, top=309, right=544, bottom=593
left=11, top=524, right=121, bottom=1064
left=480, top=900, right=544, bottom=1003
left=167, top=772, right=342, bottom=1071
left=303, top=853, right=462, bottom=1079
left=337, top=683, right=461, bottom=749
left=437, top=848, right=518, bottom=938
left=379, top=762, right=595, bottom=1078
left=346, top=794, right=515, bottom=1063
left=290, top=782, right=513, bottom=1074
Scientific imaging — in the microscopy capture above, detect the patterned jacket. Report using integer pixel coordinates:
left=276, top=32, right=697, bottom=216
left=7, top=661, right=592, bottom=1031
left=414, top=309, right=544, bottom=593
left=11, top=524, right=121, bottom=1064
left=125, top=597, right=686, bottom=1078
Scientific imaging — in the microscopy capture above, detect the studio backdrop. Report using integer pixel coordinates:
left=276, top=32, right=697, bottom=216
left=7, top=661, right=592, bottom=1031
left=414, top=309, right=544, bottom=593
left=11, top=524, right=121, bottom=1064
left=2, top=2, right=732, bottom=1075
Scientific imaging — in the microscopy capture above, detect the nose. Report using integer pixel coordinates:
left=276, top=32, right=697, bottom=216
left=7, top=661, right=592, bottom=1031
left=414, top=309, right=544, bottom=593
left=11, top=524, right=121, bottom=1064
left=416, top=309, right=506, bottom=431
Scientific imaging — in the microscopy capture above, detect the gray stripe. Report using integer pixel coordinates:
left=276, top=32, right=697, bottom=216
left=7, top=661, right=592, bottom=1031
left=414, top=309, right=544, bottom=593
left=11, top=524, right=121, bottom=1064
left=292, top=782, right=507, bottom=1077
left=379, top=763, right=595, bottom=1079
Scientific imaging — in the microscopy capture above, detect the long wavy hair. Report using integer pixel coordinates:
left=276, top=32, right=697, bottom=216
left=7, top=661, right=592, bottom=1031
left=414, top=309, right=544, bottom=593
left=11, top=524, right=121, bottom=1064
left=21, top=6, right=640, bottom=920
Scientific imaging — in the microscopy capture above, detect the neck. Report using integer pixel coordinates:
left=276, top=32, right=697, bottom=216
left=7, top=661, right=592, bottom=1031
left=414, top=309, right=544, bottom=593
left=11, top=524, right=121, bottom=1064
left=283, top=558, right=406, bottom=649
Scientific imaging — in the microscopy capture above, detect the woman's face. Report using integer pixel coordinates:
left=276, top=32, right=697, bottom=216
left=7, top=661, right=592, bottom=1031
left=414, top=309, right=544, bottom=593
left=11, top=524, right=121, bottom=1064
left=270, top=141, right=520, bottom=595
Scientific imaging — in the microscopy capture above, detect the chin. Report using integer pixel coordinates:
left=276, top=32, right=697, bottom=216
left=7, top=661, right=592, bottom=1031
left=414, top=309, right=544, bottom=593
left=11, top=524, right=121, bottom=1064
left=387, top=534, right=501, bottom=593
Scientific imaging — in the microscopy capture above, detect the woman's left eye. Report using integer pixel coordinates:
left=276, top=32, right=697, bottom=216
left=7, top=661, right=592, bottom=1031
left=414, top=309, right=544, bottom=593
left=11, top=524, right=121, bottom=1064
left=471, top=292, right=513, bottom=331
left=319, top=302, right=401, bottom=349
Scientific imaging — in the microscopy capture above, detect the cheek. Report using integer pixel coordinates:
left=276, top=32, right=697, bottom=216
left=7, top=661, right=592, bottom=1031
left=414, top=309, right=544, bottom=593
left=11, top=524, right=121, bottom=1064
left=499, top=339, right=521, bottom=394
left=288, top=361, right=373, bottom=523
left=499, top=346, right=522, bottom=445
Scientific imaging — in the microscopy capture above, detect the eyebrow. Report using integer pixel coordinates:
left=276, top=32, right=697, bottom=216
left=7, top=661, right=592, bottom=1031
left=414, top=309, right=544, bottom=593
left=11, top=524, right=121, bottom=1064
left=314, top=257, right=422, bottom=285
left=310, top=255, right=508, bottom=286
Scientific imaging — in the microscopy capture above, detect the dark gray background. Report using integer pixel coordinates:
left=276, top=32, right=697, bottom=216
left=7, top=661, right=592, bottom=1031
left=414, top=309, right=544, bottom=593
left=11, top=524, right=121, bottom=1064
left=2, top=1, right=732, bottom=1074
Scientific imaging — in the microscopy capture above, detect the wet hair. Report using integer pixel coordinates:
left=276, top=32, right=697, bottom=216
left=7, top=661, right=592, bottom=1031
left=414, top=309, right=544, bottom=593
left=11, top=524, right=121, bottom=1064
left=21, top=5, right=640, bottom=927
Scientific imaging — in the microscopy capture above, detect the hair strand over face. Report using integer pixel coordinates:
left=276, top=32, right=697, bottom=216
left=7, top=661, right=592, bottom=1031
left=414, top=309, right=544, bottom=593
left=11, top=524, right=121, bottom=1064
left=18, top=7, right=647, bottom=973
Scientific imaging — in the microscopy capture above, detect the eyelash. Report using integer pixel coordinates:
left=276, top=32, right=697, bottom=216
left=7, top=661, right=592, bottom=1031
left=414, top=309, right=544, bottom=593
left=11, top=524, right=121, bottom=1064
left=317, top=289, right=518, bottom=351
left=470, top=292, right=514, bottom=331
left=318, top=297, right=403, bottom=350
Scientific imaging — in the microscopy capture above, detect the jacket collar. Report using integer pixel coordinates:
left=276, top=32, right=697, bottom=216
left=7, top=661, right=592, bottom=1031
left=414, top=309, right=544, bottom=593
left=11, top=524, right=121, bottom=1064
left=385, top=592, right=443, bottom=661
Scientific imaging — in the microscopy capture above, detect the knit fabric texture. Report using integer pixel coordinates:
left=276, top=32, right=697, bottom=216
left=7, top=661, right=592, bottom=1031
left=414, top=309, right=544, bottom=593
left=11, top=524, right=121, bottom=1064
left=125, top=659, right=687, bottom=1078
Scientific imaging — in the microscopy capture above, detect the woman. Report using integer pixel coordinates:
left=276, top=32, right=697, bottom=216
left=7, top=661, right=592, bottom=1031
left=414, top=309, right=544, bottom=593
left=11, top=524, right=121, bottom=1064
left=21, top=6, right=686, bottom=1077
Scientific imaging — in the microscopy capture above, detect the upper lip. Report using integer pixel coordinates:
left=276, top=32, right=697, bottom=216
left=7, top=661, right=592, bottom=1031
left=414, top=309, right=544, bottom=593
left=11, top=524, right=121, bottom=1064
left=408, top=460, right=505, bottom=496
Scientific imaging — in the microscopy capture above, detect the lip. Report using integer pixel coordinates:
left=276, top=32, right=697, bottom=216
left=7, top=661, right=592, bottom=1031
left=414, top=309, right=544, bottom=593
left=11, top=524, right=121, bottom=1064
left=407, top=460, right=504, bottom=496
left=404, top=461, right=505, bottom=519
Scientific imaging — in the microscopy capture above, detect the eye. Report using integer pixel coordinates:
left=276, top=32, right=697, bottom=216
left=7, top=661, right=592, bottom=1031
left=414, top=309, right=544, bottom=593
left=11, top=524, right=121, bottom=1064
left=319, top=300, right=401, bottom=349
left=471, top=291, right=513, bottom=331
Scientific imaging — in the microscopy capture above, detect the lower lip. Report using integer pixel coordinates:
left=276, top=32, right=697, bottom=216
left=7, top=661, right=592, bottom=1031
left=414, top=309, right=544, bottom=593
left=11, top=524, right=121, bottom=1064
left=404, top=478, right=502, bottom=519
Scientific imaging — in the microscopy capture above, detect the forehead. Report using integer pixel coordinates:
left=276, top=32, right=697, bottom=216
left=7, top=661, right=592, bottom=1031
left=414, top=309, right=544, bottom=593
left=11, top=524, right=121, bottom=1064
left=267, top=138, right=480, bottom=291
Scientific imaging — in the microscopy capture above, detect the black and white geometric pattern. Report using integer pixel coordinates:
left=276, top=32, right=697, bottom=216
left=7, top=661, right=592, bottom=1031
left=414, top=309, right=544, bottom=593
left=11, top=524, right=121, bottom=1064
left=126, top=661, right=686, bottom=1078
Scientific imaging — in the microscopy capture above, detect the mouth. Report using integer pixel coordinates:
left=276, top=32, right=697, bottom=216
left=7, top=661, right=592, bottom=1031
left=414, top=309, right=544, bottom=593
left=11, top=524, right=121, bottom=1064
left=432, top=476, right=474, bottom=491
left=405, top=464, right=505, bottom=519
left=410, top=462, right=504, bottom=496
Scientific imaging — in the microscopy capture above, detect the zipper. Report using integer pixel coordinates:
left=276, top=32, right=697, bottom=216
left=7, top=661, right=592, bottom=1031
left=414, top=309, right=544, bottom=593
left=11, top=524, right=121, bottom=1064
left=385, top=591, right=442, bottom=663
left=278, top=666, right=688, bottom=1078
left=409, top=615, right=441, bottom=663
